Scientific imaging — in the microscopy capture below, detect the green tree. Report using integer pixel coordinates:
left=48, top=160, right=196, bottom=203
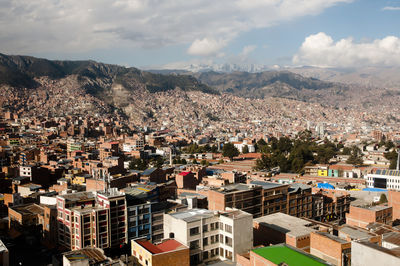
left=192, top=158, right=198, bottom=164
left=129, top=158, right=148, bottom=170
left=242, top=145, right=249, bottom=154
left=222, top=143, right=239, bottom=161
left=255, top=154, right=272, bottom=171
left=346, top=146, right=363, bottom=166
left=379, top=193, right=388, bottom=204
left=384, top=150, right=398, bottom=169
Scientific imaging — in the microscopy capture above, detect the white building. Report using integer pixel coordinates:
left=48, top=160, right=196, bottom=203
left=365, top=169, right=400, bottom=190
left=163, top=208, right=253, bottom=265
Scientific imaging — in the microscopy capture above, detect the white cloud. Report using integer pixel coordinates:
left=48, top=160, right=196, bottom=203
left=382, top=6, right=400, bottom=11
left=0, top=0, right=351, bottom=56
left=293, top=32, right=400, bottom=67
left=187, top=38, right=227, bottom=56
left=241, top=45, right=257, bottom=56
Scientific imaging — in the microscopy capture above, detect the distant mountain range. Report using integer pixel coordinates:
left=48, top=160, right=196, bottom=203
left=1, top=53, right=400, bottom=125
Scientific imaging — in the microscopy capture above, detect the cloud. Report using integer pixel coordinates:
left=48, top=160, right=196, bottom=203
left=240, top=45, right=257, bottom=56
left=0, top=0, right=351, bottom=56
left=382, top=6, right=400, bottom=11
left=293, top=32, right=400, bottom=67
left=187, top=38, right=227, bottom=56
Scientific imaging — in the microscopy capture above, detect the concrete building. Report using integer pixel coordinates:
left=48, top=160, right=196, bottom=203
left=366, top=169, right=400, bottom=190
left=62, top=247, right=115, bottom=266
left=57, top=190, right=127, bottom=250
left=253, top=212, right=325, bottom=251
left=163, top=208, right=252, bottom=264
left=346, top=205, right=392, bottom=229
left=352, top=240, right=400, bottom=266
left=131, top=238, right=189, bottom=266
left=208, top=182, right=289, bottom=218
left=310, top=231, right=351, bottom=266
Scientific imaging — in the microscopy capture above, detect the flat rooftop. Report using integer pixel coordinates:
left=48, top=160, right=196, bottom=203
left=355, top=205, right=391, bottom=211
left=214, top=183, right=260, bottom=194
left=252, top=244, right=329, bottom=266
left=170, top=208, right=215, bottom=222
left=63, top=248, right=108, bottom=264
left=254, top=213, right=317, bottom=238
left=57, top=191, right=95, bottom=203
left=249, top=180, right=288, bottom=190
left=339, top=225, right=376, bottom=240
left=136, top=239, right=187, bottom=254
left=10, top=203, right=44, bottom=216
left=220, top=209, right=252, bottom=219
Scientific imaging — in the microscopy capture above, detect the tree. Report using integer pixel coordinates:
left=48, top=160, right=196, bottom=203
left=200, top=159, right=207, bottom=166
left=379, top=193, right=388, bottom=204
left=242, top=145, right=249, bottom=154
left=384, top=150, right=398, bottom=169
left=222, top=143, right=239, bottom=161
left=192, top=158, right=198, bottom=164
left=129, top=158, right=148, bottom=170
left=255, top=154, right=272, bottom=171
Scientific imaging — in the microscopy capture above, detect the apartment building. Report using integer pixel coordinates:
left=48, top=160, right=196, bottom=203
left=163, top=208, right=252, bottom=265
left=287, top=183, right=313, bottom=218
left=56, top=190, right=127, bottom=250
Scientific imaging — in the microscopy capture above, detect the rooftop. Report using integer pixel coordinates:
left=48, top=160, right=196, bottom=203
left=249, top=180, right=288, bottom=190
left=57, top=191, right=95, bottom=203
left=383, top=232, right=400, bottom=246
left=136, top=239, right=187, bottom=254
left=339, top=225, right=376, bottom=240
left=214, top=183, right=260, bottom=194
left=63, top=248, right=108, bottom=264
left=10, top=203, right=44, bottom=216
left=170, top=208, right=216, bottom=222
left=252, top=244, right=329, bottom=266
left=315, top=231, right=349, bottom=244
left=254, top=213, right=317, bottom=238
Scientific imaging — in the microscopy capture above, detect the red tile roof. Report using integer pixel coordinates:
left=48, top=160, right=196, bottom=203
left=137, top=239, right=185, bottom=254
left=179, top=171, right=191, bottom=176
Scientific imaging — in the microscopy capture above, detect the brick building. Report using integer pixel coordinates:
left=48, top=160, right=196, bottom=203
left=346, top=205, right=392, bottom=229
left=310, top=231, right=351, bottom=266
left=131, top=238, right=189, bottom=266
left=388, top=190, right=400, bottom=220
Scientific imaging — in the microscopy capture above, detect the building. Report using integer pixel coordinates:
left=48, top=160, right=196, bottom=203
left=131, top=238, right=189, bottom=266
left=310, top=231, right=351, bottom=266
left=388, top=190, right=400, bottom=220
left=352, top=240, right=400, bottom=266
left=0, top=239, right=9, bottom=266
left=57, top=190, right=127, bottom=250
left=163, top=208, right=253, bottom=264
left=346, top=205, right=392, bottom=229
left=253, top=212, right=324, bottom=251
left=287, top=183, right=313, bottom=218
left=208, top=182, right=289, bottom=218
left=366, top=169, right=400, bottom=190
left=62, top=247, right=117, bottom=266
left=237, top=244, right=330, bottom=266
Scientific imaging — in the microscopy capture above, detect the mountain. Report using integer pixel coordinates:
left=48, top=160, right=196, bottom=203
left=192, top=70, right=349, bottom=102
left=0, top=53, right=217, bottom=95
left=288, top=66, right=400, bottom=89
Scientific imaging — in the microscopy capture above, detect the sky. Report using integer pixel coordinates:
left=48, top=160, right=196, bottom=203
left=1, top=0, right=400, bottom=69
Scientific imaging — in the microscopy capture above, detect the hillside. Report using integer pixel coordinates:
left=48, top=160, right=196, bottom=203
left=0, top=53, right=217, bottom=95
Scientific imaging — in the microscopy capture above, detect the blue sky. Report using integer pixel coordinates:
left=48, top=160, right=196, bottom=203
left=1, top=0, right=400, bottom=69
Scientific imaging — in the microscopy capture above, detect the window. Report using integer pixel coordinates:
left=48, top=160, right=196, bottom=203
left=210, top=223, right=215, bottom=230
left=219, top=234, right=224, bottom=244
left=190, top=227, right=200, bottom=236
left=219, top=222, right=223, bottom=229
left=203, top=237, right=208, bottom=246
left=190, top=240, right=200, bottom=250
left=225, top=236, right=232, bottom=247
left=203, top=251, right=209, bottom=260
left=203, top=224, right=208, bottom=232
left=225, top=224, right=232, bottom=233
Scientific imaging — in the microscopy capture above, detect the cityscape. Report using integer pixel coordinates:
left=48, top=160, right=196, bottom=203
left=1, top=1, right=400, bottom=266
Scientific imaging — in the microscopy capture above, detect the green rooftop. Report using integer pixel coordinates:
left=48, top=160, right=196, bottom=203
left=252, top=245, right=328, bottom=266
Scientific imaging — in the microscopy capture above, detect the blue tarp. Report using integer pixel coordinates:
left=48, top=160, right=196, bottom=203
left=317, top=183, right=335, bottom=189
left=362, top=188, right=388, bottom=192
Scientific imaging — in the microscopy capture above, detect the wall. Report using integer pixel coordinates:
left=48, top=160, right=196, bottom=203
left=152, top=248, right=189, bottom=266
left=388, top=191, right=400, bottom=220
left=310, top=232, right=350, bottom=266
left=352, top=241, right=400, bottom=266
